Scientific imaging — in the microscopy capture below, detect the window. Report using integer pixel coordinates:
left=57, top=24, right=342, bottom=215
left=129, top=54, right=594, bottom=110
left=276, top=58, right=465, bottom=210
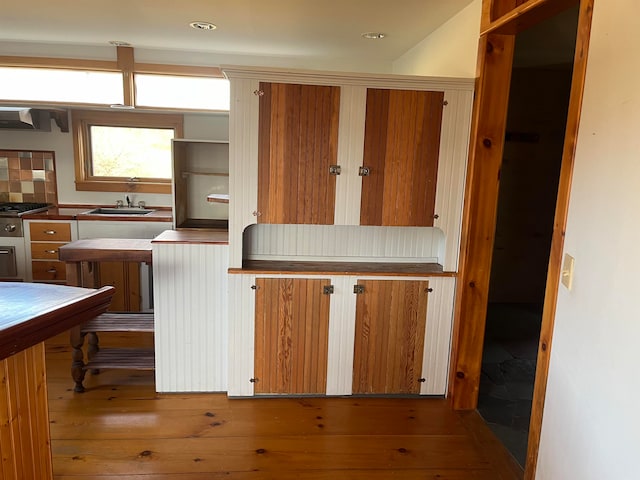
left=0, top=67, right=124, bottom=105
left=135, top=74, right=230, bottom=110
left=72, top=110, right=183, bottom=193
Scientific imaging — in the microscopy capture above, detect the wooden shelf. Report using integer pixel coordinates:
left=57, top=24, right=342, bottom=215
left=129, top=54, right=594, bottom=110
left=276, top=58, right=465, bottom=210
left=181, top=171, right=229, bottom=177
left=207, top=194, right=229, bottom=203
left=84, top=348, right=155, bottom=370
left=81, top=312, right=154, bottom=333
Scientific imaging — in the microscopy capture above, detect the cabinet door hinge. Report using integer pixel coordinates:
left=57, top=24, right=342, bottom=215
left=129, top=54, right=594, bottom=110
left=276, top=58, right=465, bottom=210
left=329, top=165, right=341, bottom=175
left=358, top=166, right=371, bottom=176
left=249, top=377, right=259, bottom=383
left=253, top=89, right=265, bottom=97
left=418, top=378, right=426, bottom=383
left=353, top=285, right=365, bottom=294
left=426, top=288, right=433, bottom=293
left=251, top=285, right=260, bottom=290
left=323, top=285, right=334, bottom=295
left=443, top=100, right=449, bottom=106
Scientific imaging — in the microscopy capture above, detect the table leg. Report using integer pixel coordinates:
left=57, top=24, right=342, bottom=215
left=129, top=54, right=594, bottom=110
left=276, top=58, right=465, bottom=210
left=70, top=325, right=87, bottom=392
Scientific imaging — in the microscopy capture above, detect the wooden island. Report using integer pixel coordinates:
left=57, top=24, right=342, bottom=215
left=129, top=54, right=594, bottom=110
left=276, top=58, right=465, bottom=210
left=0, top=282, right=114, bottom=480
left=58, top=238, right=154, bottom=392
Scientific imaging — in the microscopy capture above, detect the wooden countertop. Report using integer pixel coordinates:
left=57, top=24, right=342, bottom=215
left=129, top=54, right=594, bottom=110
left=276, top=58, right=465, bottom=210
left=232, top=260, right=456, bottom=277
left=0, top=283, right=114, bottom=360
left=23, top=205, right=173, bottom=222
left=152, top=229, right=229, bottom=244
left=59, top=238, right=153, bottom=263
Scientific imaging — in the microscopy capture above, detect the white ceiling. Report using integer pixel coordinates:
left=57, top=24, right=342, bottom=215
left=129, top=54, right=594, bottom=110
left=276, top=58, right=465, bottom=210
left=0, top=0, right=475, bottom=72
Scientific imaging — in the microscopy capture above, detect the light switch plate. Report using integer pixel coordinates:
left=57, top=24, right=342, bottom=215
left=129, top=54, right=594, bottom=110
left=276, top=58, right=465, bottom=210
left=561, top=253, right=574, bottom=290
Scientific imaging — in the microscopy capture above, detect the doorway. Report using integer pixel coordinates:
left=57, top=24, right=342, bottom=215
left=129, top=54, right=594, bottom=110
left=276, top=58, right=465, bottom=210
left=477, top=6, right=580, bottom=466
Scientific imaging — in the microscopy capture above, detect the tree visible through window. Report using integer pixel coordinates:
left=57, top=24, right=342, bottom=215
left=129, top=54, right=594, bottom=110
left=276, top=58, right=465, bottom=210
left=90, top=126, right=174, bottom=179
left=72, top=110, right=183, bottom=193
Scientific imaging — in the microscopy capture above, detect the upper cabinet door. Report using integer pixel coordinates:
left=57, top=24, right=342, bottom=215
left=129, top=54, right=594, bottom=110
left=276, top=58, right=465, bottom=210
left=360, top=89, right=444, bottom=226
left=257, top=82, right=341, bottom=224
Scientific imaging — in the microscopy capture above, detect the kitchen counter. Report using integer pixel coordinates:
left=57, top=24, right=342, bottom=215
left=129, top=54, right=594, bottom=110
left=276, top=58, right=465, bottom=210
left=152, top=229, right=229, bottom=244
left=0, top=282, right=115, bottom=360
left=0, top=282, right=115, bottom=479
left=24, top=205, right=173, bottom=222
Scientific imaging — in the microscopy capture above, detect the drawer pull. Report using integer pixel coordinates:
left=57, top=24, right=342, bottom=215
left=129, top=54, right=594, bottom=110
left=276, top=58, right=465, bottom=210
left=46, top=268, right=58, bottom=273
left=44, top=230, right=57, bottom=235
left=45, top=249, right=58, bottom=254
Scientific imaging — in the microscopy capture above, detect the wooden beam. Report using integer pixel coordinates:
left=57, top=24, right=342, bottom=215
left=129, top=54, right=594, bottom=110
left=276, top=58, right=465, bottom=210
left=134, top=63, right=224, bottom=77
left=448, top=32, right=515, bottom=410
left=483, top=0, right=579, bottom=35
left=524, top=0, right=594, bottom=477
left=116, top=46, right=135, bottom=107
left=0, top=56, right=117, bottom=71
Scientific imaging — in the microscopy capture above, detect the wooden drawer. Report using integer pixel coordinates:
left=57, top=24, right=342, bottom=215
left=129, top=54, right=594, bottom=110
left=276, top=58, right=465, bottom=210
left=29, top=222, right=71, bottom=242
left=31, top=242, right=64, bottom=260
left=32, top=261, right=66, bottom=281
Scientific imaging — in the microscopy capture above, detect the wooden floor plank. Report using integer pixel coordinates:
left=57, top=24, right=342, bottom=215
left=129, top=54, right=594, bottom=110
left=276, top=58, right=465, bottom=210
left=45, top=331, right=522, bottom=480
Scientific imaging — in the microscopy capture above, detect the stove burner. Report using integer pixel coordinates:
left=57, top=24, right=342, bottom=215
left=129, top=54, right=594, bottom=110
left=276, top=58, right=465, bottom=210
left=0, top=202, right=51, bottom=216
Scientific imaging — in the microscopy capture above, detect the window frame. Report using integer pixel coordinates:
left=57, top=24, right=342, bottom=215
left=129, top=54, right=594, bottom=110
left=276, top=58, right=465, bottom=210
left=72, top=109, right=183, bottom=194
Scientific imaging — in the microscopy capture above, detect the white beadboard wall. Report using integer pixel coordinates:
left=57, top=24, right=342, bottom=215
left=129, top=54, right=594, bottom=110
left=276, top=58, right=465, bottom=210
left=243, top=224, right=445, bottom=264
left=434, top=89, right=474, bottom=272
left=420, top=276, right=456, bottom=395
left=227, top=273, right=256, bottom=396
left=334, top=85, right=367, bottom=226
left=153, top=243, right=229, bottom=392
left=227, top=273, right=455, bottom=397
left=228, top=77, right=260, bottom=268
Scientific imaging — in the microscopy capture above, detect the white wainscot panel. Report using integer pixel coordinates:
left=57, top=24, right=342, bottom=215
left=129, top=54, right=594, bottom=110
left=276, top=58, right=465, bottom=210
left=153, top=243, right=229, bottom=392
left=227, top=273, right=256, bottom=397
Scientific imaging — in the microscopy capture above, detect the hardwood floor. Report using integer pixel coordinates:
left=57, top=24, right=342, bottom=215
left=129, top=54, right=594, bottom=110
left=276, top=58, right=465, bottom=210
left=45, top=331, right=523, bottom=479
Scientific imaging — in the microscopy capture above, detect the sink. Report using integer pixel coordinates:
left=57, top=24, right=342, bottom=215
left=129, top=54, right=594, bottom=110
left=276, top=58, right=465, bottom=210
left=86, top=207, right=155, bottom=215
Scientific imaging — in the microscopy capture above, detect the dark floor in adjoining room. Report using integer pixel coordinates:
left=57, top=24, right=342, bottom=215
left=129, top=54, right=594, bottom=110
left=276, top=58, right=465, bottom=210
left=478, top=302, right=542, bottom=467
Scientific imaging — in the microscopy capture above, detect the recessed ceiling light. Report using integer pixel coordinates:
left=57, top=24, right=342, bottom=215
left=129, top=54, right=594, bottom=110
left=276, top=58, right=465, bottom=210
left=190, top=21, right=217, bottom=31
left=362, top=32, right=386, bottom=40
left=109, top=40, right=132, bottom=47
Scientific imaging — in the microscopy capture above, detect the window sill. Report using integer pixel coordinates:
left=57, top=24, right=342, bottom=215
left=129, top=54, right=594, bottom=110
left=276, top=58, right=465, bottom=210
left=75, top=180, right=171, bottom=194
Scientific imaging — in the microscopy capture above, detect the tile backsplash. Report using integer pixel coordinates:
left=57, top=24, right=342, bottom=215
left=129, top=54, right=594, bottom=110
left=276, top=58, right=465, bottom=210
left=0, top=150, right=58, bottom=204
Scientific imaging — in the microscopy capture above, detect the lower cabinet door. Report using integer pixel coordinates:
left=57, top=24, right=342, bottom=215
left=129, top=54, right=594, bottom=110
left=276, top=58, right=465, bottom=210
left=254, top=277, right=331, bottom=394
left=352, top=279, right=429, bottom=394
left=98, top=261, right=141, bottom=311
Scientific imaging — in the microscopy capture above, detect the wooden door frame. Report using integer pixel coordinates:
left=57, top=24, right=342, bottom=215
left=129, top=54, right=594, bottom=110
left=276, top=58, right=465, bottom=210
left=447, top=0, right=594, bottom=478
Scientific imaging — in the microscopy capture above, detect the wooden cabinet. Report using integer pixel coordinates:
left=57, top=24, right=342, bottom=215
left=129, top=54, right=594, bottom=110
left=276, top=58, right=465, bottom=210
left=352, top=279, right=429, bottom=394
left=228, top=273, right=456, bottom=398
left=225, top=67, right=473, bottom=270
left=97, top=261, right=141, bottom=311
left=360, top=89, right=444, bottom=226
left=255, top=82, right=443, bottom=227
left=253, top=277, right=331, bottom=394
left=257, top=82, right=340, bottom=224
left=28, top=220, right=75, bottom=283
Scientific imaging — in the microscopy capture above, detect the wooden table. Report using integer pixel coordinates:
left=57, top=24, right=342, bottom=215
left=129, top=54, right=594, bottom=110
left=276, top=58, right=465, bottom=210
left=0, top=282, right=114, bottom=480
left=59, top=238, right=154, bottom=392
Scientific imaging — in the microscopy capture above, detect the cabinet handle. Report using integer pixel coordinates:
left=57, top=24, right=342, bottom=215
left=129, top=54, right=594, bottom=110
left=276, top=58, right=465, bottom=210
left=44, top=230, right=57, bottom=235
left=46, top=268, right=58, bottom=274
left=45, top=249, right=58, bottom=254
